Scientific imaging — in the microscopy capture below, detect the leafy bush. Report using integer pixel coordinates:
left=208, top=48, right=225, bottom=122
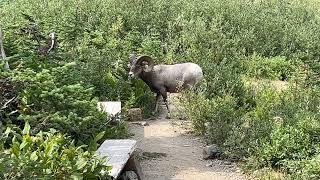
left=0, top=63, right=128, bottom=145
left=286, top=154, right=320, bottom=180
left=0, top=76, right=20, bottom=125
left=230, top=86, right=320, bottom=177
left=244, top=54, right=300, bottom=80
left=244, top=110, right=320, bottom=179
left=182, top=92, right=241, bottom=146
left=1, top=0, right=320, bottom=178
left=248, top=124, right=313, bottom=169
left=0, top=122, right=111, bottom=179
left=2, top=0, right=319, bottom=108
left=183, top=80, right=320, bottom=178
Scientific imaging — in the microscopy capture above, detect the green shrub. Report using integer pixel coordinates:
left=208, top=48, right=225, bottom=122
left=184, top=78, right=320, bottom=177
left=286, top=154, right=320, bottom=180
left=221, top=86, right=280, bottom=159
left=204, top=95, right=240, bottom=145
left=0, top=122, right=111, bottom=179
left=235, top=86, right=320, bottom=177
left=1, top=0, right=320, bottom=177
left=181, top=91, right=211, bottom=135
left=248, top=124, right=312, bottom=169
left=124, top=79, right=156, bottom=117
left=244, top=111, right=320, bottom=179
left=244, top=54, right=300, bottom=80
left=2, top=0, right=320, bottom=108
left=182, top=91, right=242, bottom=146
left=4, top=63, right=128, bottom=144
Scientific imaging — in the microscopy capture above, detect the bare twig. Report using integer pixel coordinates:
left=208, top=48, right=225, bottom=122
left=1, top=96, right=17, bottom=110
left=0, top=27, right=9, bottom=70
left=0, top=121, right=2, bottom=136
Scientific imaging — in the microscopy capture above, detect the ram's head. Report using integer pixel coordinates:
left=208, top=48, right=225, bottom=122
left=128, top=54, right=154, bottom=78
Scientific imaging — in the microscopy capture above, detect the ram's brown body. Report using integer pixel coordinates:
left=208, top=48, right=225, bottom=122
left=139, top=63, right=203, bottom=93
left=128, top=54, right=203, bottom=116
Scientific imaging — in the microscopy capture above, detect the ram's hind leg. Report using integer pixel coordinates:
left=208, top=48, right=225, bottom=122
left=152, top=93, right=161, bottom=115
left=159, top=89, right=171, bottom=119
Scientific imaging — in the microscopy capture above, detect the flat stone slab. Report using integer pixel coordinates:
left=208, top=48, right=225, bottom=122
left=97, top=101, right=121, bottom=116
left=97, top=139, right=137, bottom=179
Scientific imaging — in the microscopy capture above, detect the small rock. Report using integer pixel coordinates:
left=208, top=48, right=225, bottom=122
left=131, top=121, right=149, bottom=126
left=236, top=169, right=241, bottom=173
left=205, top=162, right=213, bottom=167
left=120, top=171, right=138, bottom=180
left=140, top=121, right=149, bottom=126
left=224, top=161, right=232, bottom=165
left=202, top=144, right=223, bottom=160
left=127, top=108, right=143, bottom=121
left=215, top=160, right=222, bottom=165
left=183, top=145, right=190, bottom=147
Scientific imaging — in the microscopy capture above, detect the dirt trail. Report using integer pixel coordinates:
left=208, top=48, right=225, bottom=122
left=129, top=117, right=247, bottom=180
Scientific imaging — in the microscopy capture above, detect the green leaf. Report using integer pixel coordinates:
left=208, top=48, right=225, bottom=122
left=4, top=127, right=11, bottom=136
left=44, top=142, right=53, bottom=156
left=45, top=169, right=52, bottom=174
left=94, top=131, right=105, bottom=142
left=76, top=157, right=87, bottom=170
left=91, top=161, right=97, bottom=172
left=22, top=121, right=31, bottom=135
left=71, top=173, right=83, bottom=180
left=75, top=145, right=87, bottom=151
left=106, top=165, right=112, bottom=171
left=19, top=140, right=28, bottom=150
left=12, top=141, right=20, bottom=157
left=30, top=151, right=38, bottom=161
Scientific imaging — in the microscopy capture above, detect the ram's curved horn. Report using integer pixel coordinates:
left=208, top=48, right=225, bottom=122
left=136, top=55, right=154, bottom=72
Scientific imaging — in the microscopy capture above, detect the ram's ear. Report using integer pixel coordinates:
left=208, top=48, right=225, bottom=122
left=141, top=61, right=151, bottom=72
left=136, top=55, right=154, bottom=72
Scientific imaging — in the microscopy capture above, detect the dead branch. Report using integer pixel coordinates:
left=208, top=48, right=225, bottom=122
left=0, top=27, right=9, bottom=70
left=1, top=96, right=17, bottom=110
left=46, top=32, right=55, bottom=53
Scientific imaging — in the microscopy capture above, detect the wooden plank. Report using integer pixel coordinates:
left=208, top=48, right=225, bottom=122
left=97, top=139, right=137, bottom=179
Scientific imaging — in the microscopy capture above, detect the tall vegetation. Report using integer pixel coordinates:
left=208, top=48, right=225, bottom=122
left=1, top=0, right=320, bottom=179
left=0, top=122, right=111, bottom=179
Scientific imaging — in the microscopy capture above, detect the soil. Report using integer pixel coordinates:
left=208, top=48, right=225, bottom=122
left=128, top=118, right=247, bottom=180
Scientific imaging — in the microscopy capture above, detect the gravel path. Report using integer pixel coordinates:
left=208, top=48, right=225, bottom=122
left=128, top=118, right=247, bottom=180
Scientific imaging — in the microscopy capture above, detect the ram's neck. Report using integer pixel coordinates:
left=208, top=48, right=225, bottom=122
left=139, top=70, right=158, bottom=92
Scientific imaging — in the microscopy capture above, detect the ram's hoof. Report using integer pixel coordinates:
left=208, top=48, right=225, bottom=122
left=165, top=113, right=171, bottom=119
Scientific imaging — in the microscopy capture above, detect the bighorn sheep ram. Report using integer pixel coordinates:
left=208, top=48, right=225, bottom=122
left=128, top=54, right=203, bottom=116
